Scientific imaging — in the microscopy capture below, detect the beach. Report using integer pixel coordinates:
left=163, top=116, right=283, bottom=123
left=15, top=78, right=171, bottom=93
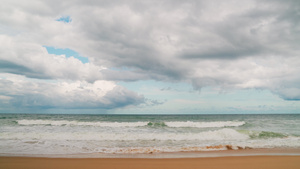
left=1, top=114, right=300, bottom=155
left=1, top=0, right=300, bottom=167
left=1, top=114, right=300, bottom=168
left=1, top=156, right=300, bottom=169
left=1, top=149, right=300, bottom=169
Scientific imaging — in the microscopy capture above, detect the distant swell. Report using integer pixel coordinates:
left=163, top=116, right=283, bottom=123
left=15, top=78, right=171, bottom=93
left=16, top=120, right=245, bottom=128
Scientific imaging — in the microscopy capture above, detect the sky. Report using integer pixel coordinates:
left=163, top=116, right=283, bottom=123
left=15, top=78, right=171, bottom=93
left=0, top=0, right=300, bottom=114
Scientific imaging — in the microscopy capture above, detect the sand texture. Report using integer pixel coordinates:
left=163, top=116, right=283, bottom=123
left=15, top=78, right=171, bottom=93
left=1, top=156, right=300, bottom=169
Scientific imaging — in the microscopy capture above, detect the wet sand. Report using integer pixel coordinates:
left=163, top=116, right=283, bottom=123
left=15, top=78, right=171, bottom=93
left=1, top=156, right=300, bottom=169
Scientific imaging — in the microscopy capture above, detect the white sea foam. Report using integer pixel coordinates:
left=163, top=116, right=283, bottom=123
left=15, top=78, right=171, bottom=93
left=17, top=120, right=148, bottom=127
left=165, top=121, right=245, bottom=128
left=1, top=128, right=249, bottom=141
left=16, top=120, right=245, bottom=128
left=1, top=136, right=300, bottom=155
left=2, top=114, right=300, bottom=156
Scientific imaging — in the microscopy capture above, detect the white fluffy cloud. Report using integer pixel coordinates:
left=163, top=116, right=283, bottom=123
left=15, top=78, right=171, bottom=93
left=0, top=74, right=144, bottom=109
left=0, top=35, right=104, bottom=81
left=0, top=0, right=300, bottom=112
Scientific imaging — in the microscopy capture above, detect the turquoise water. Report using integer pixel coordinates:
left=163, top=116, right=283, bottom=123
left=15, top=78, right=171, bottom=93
left=0, top=114, right=300, bottom=155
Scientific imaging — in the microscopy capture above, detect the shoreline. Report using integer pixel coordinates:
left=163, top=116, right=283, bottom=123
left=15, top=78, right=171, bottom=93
left=1, top=155, right=299, bottom=169
left=1, top=148, right=300, bottom=158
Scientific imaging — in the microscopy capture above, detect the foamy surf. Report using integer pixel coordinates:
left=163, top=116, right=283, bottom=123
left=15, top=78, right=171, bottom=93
left=16, top=120, right=148, bottom=127
left=165, top=121, right=245, bottom=128
left=0, top=128, right=249, bottom=141
left=16, top=119, right=246, bottom=128
left=1, top=114, right=300, bottom=156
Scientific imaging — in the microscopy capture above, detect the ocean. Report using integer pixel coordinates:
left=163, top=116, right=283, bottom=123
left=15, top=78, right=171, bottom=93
left=0, top=114, right=300, bottom=157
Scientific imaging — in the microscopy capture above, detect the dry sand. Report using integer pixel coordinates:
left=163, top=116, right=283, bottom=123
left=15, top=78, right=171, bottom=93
left=1, top=156, right=300, bottom=169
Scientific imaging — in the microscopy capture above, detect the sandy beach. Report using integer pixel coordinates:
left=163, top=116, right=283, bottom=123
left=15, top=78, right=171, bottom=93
left=0, top=156, right=299, bottom=169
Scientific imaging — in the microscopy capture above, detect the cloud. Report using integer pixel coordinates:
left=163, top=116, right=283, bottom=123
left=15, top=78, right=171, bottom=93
left=0, top=74, right=144, bottom=109
left=0, top=35, right=103, bottom=82
left=144, top=99, right=166, bottom=107
left=274, top=88, right=300, bottom=101
left=0, top=0, right=300, bottom=104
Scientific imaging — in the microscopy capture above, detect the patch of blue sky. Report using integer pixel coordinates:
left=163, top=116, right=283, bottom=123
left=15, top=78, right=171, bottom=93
left=56, top=16, right=72, bottom=23
left=44, top=46, right=89, bottom=63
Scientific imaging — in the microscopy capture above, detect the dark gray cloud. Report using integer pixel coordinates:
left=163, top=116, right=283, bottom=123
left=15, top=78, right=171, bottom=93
left=9, top=87, right=144, bottom=109
left=0, top=60, right=40, bottom=77
left=100, top=86, right=145, bottom=109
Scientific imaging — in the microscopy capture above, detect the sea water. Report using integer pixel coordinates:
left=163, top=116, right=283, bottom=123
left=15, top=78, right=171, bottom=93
left=0, top=114, right=300, bottom=156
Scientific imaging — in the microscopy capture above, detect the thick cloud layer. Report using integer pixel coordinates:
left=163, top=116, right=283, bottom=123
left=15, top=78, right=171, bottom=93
left=0, top=0, right=300, bottom=111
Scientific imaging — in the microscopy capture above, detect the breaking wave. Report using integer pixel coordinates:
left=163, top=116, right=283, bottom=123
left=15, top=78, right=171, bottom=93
left=238, top=130, right=288, bottom=139
left=16, top=120, right=147, bottom=127
left=1, top=128, right=249, bottom=141
left=165, top=121, right=245, bottom=128
left=16, top=120, right=245, bottom=128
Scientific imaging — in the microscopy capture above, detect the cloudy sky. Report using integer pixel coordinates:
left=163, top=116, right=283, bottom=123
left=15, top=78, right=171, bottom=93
left=0, top=0, right=300, bottom=114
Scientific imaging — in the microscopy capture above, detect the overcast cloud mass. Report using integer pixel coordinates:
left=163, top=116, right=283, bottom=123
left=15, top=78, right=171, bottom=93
left=0, top=0, right=299, bottom=113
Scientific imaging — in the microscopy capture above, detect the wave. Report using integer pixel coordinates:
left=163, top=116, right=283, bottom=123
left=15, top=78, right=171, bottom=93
left=16, top=120, right=148, bottom=127
left=147, top=122, right=167, bottom=127
left=165, top=121, right=245, bottom=128
left=238, top=130, right=288, bottom=139
left=1, top=128, right=249, bottom=141
left=16, top=120, right=245, bottom=128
